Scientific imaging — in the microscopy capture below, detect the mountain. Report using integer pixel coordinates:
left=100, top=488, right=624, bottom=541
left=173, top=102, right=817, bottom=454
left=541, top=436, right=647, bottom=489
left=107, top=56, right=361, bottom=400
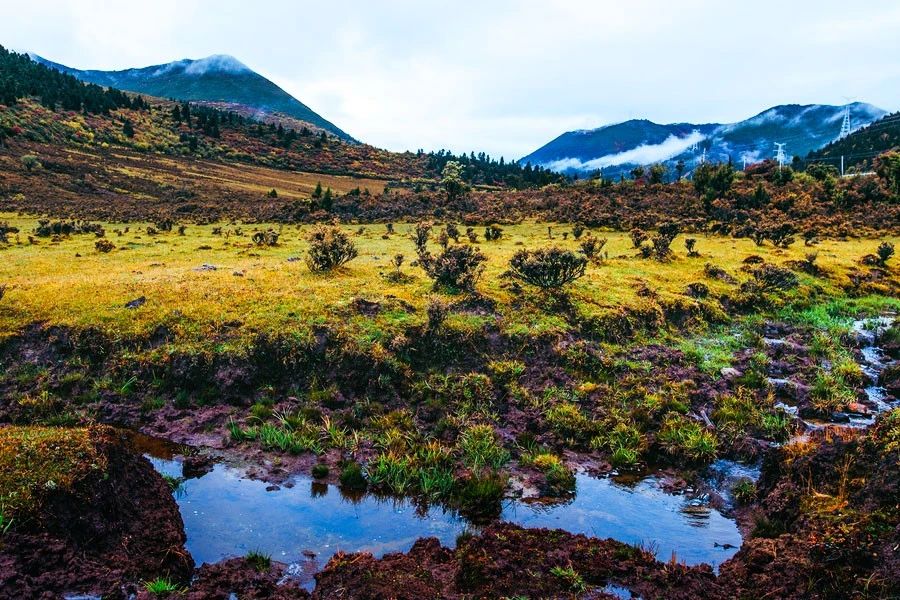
left=522, top=103, right=887, bottom=177
left=806, top=111, right=900, bottom=172
left=29, top=53, right=355, bottom=142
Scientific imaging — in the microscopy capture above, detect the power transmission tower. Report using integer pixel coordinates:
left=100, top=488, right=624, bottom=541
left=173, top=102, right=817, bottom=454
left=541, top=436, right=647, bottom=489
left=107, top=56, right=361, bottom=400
left=774, top=142, right=786, bottom=171
left=837, top=105, right=851, bottom=140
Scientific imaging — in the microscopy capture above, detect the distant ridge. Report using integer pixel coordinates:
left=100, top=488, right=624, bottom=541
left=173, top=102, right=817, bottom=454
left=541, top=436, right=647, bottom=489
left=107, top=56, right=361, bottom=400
left=30, top=53, right=355, bottom=141
left=521, top=103, right=887, bottom=177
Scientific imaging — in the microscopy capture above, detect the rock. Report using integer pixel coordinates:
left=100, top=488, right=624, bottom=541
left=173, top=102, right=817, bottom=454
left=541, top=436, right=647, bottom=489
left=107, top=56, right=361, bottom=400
left=846, top=402, right=870, bottom=415
left=195, top=263, right=217, bottom=271
left=182, top=454, right=214, bottom=479
left=124, top=296, right=146, bottom=309
left=721, top=367, right=743, bottom=379
left=830, top=412, right=851, bottom=424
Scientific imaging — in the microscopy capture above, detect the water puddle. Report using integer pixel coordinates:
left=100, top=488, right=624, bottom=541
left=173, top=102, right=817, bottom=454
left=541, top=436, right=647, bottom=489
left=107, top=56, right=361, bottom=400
left=145, top=449, right=741, bottom=579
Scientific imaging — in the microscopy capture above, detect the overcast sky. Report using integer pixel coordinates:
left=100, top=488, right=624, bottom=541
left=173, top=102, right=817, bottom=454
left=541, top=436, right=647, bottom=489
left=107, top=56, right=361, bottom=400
left=3, top=0, right=899, bottom=158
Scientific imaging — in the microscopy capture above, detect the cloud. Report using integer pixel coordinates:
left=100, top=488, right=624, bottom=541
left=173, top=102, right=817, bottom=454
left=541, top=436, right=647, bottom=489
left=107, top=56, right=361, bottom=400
left=543, top=131, right=707, bottom=172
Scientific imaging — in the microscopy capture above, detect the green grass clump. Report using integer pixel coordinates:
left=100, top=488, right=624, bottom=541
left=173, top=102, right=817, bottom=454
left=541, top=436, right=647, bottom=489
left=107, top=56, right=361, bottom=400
left=590, top=420, right=645, bottom=469
left=457, top=424, right=509, bottom=470
left=545, top=402, right=595, bottom=444
left=0, top=426, right=108, bottom=521
left=549, top=565, right=586, bottom=593
left=339, top=461, right=367, bottom=491
left=530, top=453, right=576, bottom=494
left=732, top=478, right=757, bottom=505
left=311, top=463, right=330, bottom=479
left=245, top=549, right=272, bottom=572
left=143, top=577, right=183, bottom=596
left=809, top=370, right=856, bottom=414
left=657, top=414, right=718, bottom=463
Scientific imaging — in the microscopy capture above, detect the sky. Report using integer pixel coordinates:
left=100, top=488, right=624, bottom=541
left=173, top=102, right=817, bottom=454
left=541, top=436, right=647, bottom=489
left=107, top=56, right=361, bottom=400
left=2, top=0, right=900, bottom=159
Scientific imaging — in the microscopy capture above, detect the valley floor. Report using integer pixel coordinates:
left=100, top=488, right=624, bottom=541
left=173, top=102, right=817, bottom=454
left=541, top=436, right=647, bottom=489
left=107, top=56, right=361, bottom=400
left=1, top=215, right=899, bottom=598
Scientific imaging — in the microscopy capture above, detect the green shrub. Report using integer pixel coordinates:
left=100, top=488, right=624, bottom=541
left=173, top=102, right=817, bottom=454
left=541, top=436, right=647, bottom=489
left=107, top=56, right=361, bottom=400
left=508, top=247, right=587, bottom=290
left=311, top=463, right=329, bottom=479
left=305, top=225, right=358, bottom=272
left=420, top=244, right=486, bottom=291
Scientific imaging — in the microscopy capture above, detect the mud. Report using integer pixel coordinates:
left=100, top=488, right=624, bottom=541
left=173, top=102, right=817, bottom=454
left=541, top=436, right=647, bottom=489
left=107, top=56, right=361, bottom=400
left=0, top=427, right=193, bottom=600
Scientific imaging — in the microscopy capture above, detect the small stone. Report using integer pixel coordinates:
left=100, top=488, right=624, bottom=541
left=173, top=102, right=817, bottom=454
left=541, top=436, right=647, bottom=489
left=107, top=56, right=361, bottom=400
left=720, top=367, right=742, bottom=378
left=124, top=296, right=146, bottom=309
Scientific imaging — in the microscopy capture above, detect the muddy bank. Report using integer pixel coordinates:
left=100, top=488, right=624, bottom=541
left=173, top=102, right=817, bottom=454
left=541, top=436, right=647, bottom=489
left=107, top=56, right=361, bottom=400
left=0, top=426, right=193, bottom=600
left=285, top=410, right=900, bottom=599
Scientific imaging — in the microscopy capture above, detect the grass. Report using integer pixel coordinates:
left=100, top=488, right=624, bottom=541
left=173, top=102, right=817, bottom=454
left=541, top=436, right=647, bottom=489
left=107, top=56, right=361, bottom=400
left=0, top=214, right=892, bottom=352
left=0, top=426, right=107, bottom=520
left=245, top=549, right=272, bottom=572
left=657, top=413, right=718, bottom=463
left=142, top=577, right=183, bottom=596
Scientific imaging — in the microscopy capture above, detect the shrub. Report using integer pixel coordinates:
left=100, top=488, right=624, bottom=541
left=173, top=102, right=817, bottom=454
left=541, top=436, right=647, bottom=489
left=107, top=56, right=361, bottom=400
left=426, top=296, right=449, bottom=330
left=305, top=225, right=358, bottom=272
left=420, top=245, right=486, bottom=291
left=508, top=247, right=587, bottom=290
left=95, top=239, right=115, bottom=253
left=746, top=264, right=798, bottom=292
left=876, top=241, right=895, bottom=266
left=20, top=155, right=41, bottom=172
left=651, top=223, right=680, bottom=259
left=578, top=235, right=607, bottom=261
left=629, top=228, right=648, bottom=248
left=311, top=463, right=329, bottom=479
left=445, top=223, right=460, bottom=243
left=252, top=230, right=279, bottom=246
left=685, top=238, right=699, bottom=257
left=767, top=223, right=796, bottom=248
left=484, top=224, right=503, bottom=241
left=572, top=223, right=586, bottom=239
left=412, top=221, right=432, bottom=255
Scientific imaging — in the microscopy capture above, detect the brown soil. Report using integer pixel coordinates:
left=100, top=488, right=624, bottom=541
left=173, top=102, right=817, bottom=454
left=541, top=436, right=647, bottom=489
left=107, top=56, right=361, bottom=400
left=0, top=426, right=193, bottom=600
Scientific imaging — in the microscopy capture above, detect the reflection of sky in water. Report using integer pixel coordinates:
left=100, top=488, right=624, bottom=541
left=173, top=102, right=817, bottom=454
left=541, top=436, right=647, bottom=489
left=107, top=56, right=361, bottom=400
left=501, top=475, right=741, bottom=568
left=150, top=456, right=741, bottom=570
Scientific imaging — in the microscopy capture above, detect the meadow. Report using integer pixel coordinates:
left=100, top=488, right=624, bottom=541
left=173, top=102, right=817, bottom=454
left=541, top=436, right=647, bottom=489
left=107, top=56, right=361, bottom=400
left=1, top=214, right=894, bottom=348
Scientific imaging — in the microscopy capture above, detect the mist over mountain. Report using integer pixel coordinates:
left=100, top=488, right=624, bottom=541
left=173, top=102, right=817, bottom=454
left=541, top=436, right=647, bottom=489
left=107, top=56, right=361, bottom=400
left=522, top=102, right=887, bottom=178
left=29, top=53, right=355, bottom=141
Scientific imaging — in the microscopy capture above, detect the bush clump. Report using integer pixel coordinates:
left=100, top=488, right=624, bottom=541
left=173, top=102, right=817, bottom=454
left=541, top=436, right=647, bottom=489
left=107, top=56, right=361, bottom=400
left=507, top=247, right=587, bottom=290
left=305, top=225, right=358, bottom=272
left=95, top=239, right=115, bottom=253
left=420, top=245, right=486, bottom=291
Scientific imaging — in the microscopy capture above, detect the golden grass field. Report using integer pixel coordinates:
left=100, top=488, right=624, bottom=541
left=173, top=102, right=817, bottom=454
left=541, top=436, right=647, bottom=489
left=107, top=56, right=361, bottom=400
left=0, top=214, right=895, bottom=349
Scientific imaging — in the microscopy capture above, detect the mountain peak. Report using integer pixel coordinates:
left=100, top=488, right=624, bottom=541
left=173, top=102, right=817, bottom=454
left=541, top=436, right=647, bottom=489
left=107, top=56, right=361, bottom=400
left=180, top=54, right=250, bottom=76
left=28, top=51, right=354, bottom=141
